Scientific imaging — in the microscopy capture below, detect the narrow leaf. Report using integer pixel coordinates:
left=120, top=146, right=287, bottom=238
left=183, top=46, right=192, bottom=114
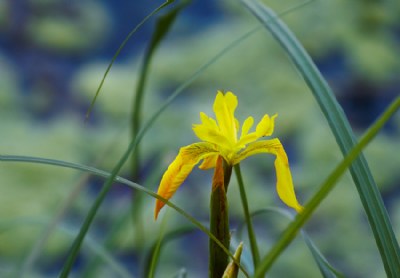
left=86, top=0, right=174, bottom=119
left=131, top=0, right=190, bottom=177
left=145, top=226, right=195, bottom=278
left=302, top=232, right=344, bottom=278
left=241, top=0, right=400, bottom=276
left=236, top=207, right=344, bottom=278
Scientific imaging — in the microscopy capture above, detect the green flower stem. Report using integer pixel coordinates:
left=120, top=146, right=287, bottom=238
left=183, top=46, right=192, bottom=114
left=210, top=158, right=232, bottom=278
left=234, top=164, right=260, bottom=268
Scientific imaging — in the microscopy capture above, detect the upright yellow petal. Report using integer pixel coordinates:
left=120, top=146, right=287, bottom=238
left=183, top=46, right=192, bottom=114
left=155, top=142, right=218, bottom=219
left=255, top=114, right=277, bottom=137
left=240, top=116, right=254, bottom=138
left=233, top=139, right=303, bottom=212
left=236, top=114, right=276, bottom=148
left=213, top=91, right=238, bottom=143
left=192, top=112, right=231, bottom=146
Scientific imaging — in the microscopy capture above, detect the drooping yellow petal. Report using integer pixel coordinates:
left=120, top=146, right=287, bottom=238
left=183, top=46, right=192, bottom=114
left=233, top=139, right=303, bottom=212
left=155, top=142, right=218, bottom=219
left=213, top=91, right=238, bottom=143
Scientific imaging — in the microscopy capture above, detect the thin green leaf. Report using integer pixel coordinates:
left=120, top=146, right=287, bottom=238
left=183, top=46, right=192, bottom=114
left=76, top=1, right=178, bottom=271
left=85, top=0, right=174, bottom=119
left=302, top=233, right=344, bottom=278
left=241, top=0, right=400, bottom=276
left=0, top=218, right=132, bottom=278
left=236, top=207, right=344, bottom=278
left=251, top=97, right=400, bottom=276
left=130, top=0, right=189, bottom=251
left=145, top=225, right=195, bottom=278
left=19, top=174, right=87, bottom=277
left=0, top=155, right=249, bottom=278
left=131, top=0, right=189, bottom=177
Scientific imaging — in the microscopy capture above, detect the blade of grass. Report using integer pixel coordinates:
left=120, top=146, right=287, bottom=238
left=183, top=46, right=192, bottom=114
left=0, top=155, right=249, bottom=278
left=240, top=0, right=400, bottom=276
left=85, top=0, right=174, bottom=119
left=147, top=213, right=168, bottom=278
left=81, top=156, right=164, bottom=277
left=302, top=233, right=344, bottom=278
left=131, top=1, right=189, bottom=250
left=237, top=208, right=344, bottom=278
left=18, top=173, right=88, bottom=277
left=80, top=210, right=132, bottom=278
left=145, top=225, right=195, bottom=278
left=0, top=217, right=132, bottom=278
left=131, top=0, right=189, bottom=178
left=62, top=1, right=178, bottom=274
left=253, top=97, right=400, bottom=276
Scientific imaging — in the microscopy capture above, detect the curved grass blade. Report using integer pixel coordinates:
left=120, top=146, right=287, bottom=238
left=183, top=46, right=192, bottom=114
left=59, top=6, right=193, bottom=268
left=85, top=0, right=174, bottom=119
left=81, top=159, right=164, bottom=277
left=0, top=155, right=249, bottom=278
left=302, top=233, right=344, bottom=278
left=145, top=225, right=195, bottom=278
left=0, top=218, right=132, bottom=278
left=131, top=0, right=189, bottom=178
left=18, top=174, right=88, bottom=277
left=236, top=208, right=344, bottom=278
left=130, top=0, right=189, bottom=250
left=240, top=0, right=400, bottom=276
left=251, top=97, right=400, bottom=276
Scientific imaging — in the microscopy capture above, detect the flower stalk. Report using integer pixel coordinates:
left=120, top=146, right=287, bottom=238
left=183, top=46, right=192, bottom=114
left=234, top=164, right=260, bottom=267
left=209, top=156, right=231, bottom=278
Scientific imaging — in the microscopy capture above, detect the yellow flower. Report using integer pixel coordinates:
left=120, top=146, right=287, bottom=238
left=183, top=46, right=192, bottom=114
left=155, top=91, right=302, bottom=219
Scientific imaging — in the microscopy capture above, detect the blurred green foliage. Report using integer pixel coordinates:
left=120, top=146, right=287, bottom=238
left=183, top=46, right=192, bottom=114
left=0, top=0, right=399, bottom=277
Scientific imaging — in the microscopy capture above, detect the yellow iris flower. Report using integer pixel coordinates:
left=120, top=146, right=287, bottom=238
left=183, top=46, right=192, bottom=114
left=155, top=91, right=302, bottom=219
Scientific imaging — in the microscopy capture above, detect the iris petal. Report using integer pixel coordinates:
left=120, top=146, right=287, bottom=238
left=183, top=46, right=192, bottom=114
left=255, top=114, right=276, bottom=137
left=240, top=116, right=254, bottom=138
left=233, top=139, right=303, bottom=212
left=155, top=142, right=218, bottom=219
left=193, top=124, right=232, bottom=147
left=213, top=91, right=238, bottom=143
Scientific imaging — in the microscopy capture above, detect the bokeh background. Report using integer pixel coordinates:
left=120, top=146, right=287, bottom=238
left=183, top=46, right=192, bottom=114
left=1, top=0, right=400, bottom=277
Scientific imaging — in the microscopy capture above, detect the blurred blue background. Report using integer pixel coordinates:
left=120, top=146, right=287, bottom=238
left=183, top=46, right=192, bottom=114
left=1, top=0, right=400, bottom=277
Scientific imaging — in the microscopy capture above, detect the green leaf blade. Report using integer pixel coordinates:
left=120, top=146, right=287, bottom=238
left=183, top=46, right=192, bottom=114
left=240, top=0, right=400, bottom=276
